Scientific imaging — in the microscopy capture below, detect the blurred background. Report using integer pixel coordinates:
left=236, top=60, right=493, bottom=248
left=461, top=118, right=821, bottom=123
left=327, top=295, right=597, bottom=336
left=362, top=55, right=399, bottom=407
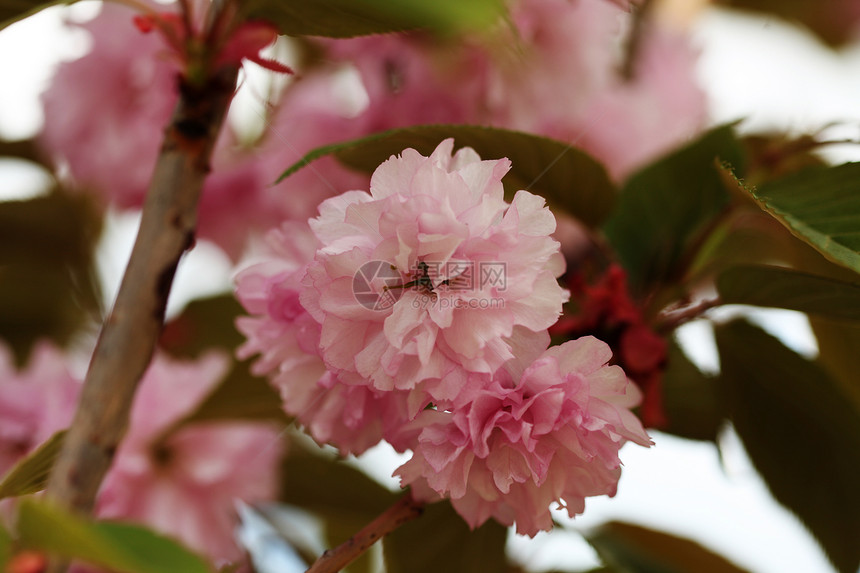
left=2, top=1, right=858, bottom=571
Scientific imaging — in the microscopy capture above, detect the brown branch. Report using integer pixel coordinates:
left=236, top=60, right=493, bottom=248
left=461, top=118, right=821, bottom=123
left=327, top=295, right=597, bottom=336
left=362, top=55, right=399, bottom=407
left=619, top=0, right=654, bottom=82
left=45, top=65, right=239, bottom=517
left=305, top=495, right=424, bottom=573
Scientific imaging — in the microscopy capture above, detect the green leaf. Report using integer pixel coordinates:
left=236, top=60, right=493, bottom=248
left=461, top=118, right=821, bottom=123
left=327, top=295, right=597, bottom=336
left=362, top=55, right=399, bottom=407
left=776, top=225, right=860, bottom=417
left=587, top=521, right=751, bottom=573
left=660, top=341, right=723, bottom=442
left=176, top=359, right=289, bottom=427
left=0, top=190, right=102, bottom=364
left=160, top=294, right=246, bottom=358
left=281, top=446, right=398, bottom=533
left=0, top=0, right=72, bottom=31
left=717, top=265, right=860, bottom=321
left=715, top=320, right=860, bottom=573
left=745, top=162, right=860, bottom=275
left=0, top=430, right=65, bottom=500
left=278, top=125, right=617, bottom=227
left=242, top=0, right=505, bottom=38
left=281, top=445, right=398, bottom=573
left=811, top=319, right=860, bottom=415
left=384, top=500, right=507, bottom=573
left=0, top=521, right=11, bottom=571
left=603, top=125, right=745, bottom=295
left=17, top=498, right=214, bottom=573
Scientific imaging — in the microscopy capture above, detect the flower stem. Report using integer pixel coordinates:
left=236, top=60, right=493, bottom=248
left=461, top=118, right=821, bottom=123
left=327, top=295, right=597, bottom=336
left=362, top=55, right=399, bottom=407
left=305, top=495, right=424, bottom=573
left=44, top=66, right=239, bottom=517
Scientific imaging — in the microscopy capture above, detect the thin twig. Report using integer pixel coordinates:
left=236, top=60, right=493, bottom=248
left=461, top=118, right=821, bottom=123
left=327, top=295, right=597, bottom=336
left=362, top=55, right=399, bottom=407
left=656, top=296, right=722, bottom=333
left=45, top=66, right=239, bottom=517
left=305, top=495, right=424, bottom=573
left=620, top=0, right=654, bottom=82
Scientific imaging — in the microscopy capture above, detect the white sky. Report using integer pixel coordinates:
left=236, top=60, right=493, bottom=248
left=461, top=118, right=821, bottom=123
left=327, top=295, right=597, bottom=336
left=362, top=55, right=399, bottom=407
left=0, top=4, right=854, bottom=573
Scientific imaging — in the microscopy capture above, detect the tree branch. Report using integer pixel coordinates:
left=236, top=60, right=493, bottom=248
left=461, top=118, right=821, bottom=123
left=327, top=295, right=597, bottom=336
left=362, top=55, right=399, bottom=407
left=45, top=66, right=239, bottom=516
left=305, top=495, right=424, bottom=573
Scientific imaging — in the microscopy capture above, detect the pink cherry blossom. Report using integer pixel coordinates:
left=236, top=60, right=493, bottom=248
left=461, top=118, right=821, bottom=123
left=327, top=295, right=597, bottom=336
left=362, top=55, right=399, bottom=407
left=0, top=342, right=80, bottom=477
left=396, top=336, right=651, bottom=536
left=40, top=4, right=176, bottom=209
left=324, top=33, right=491, bottom=132
left=559, top=23, right=708, bottom=180
left=602, top=0, right=638, bottom=10
left=39, top=4, right=282, bottom=258
left=95, top=352, right=283, bottom=565
left=320, top=0, right=706, bottom=182
left=487, top=0, right=624, bottom=133
left=235, top=223, right=413, bottom=455
left=301, top=139, right=568, bottom=408
left=489, top=0, right=707, bottom=181
left=255, top=71, right=375, bottom=225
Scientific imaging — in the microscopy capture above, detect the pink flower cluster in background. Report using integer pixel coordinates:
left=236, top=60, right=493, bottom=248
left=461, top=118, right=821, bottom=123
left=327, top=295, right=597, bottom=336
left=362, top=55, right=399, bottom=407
left=38, top=0, right=706, bottom=261
left=0, top=343, right=282, bottom=566
left=322, top=0, right=707, bottom=181
left=236, top=140, right=651, bottom=535
left=39, top=4, right=302, bottom=259
left=0, top=343, right=79, bottom=477
left=95, top=352, right=283, bottom=565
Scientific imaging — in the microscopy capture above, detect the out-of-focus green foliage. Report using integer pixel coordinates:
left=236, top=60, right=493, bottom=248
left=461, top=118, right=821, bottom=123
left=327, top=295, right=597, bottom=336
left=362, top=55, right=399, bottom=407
left=660, top=341, right=723, bottom=442
left=0, top=190, right=102, bottom=364
left=0, top=0, right=70, bottom=31
left=717, top=264, right=860, bottom=321
left=281, top=442, right=399, bottom=573
left=603, top=125, right=745, bottom=297
left=384, top=500, right=508, bottom=573
left=17, top=498, right=214, bottom=573
left=587, top=521, right=752, bottom=573
left=0, top=430, right=65, bottom=500
left=716, top=320, right=860, bottom=573
left=0, top=521, right=10, bottom=571
left=242, top=0, right=506, bottom=38
left=278, top=124, right=617, bottom=227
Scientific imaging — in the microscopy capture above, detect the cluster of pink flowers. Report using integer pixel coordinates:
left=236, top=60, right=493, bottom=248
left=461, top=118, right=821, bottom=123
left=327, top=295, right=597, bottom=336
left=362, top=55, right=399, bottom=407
left=0, top=343, right=282, bottom=566
left=40, top=4, right=282, bottom=259
left=319, top=0, right=706, bottom=181
left=39, top=0, right=705, bottom=261
left=236, top=140, right=651, bottom=535
left=33, top=0, right=671, bottom=539
left=38, top=4, right=319, bottom=259
left=398, top=337, right=651, bottom=535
